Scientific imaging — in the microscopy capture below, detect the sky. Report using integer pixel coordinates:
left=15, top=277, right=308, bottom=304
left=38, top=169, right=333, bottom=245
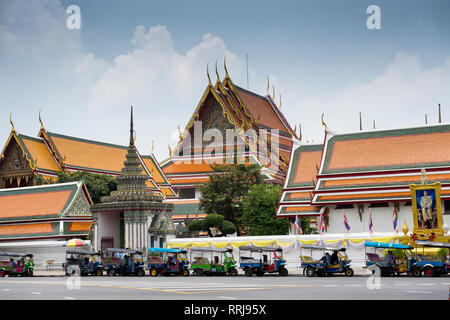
left=1, top=0, right=450, bottom=161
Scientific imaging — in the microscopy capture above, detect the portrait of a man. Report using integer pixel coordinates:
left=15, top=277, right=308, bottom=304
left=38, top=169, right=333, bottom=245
left=416, top=189, right=437, bottom=230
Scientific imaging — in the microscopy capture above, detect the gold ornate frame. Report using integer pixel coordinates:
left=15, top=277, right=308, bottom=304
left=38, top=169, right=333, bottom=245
left=409, top=182, right=443, bottom=236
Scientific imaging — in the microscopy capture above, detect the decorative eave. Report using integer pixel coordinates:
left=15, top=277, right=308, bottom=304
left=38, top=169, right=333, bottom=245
left=1, top=129, right=37, bottom=172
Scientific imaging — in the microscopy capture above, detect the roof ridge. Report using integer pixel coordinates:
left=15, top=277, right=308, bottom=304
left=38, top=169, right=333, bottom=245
left=0, top=181, right=80, bottom=194
left=46, top=131, right=128, bottom=150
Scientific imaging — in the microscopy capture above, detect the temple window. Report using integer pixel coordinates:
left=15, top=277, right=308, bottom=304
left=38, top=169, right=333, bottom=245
left=335, top=204, right=354, bottom=209
left=369, top=202, right=389, bottom=208
left=444, top=200, right=450, bottom=215
left=175, top=188, right=196, bottom=199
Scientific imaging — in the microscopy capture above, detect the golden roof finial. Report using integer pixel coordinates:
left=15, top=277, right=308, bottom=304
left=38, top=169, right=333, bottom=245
left=151, top=140, right=155, bottom=154
left=168, top=144, right=173, bottom=157
left=299, top=124, right=302, bottom=141
left=10, top=112, right=15, bottom=133
left=272, top=85, right=275, bottom=100
left=215, top=60, right=220, bottom=83
left=266, top=76, right=270, bottom=95
left=421, top=168, right=427, bottom=184
left=178, top=124, right=183, bottom=141
left=321, top=113, right=327, bottom=132
left=206, top=63, right=212, bottom=87
left=224, top=56, right=230, bottom=79
left=292, top=124, right=297, bottom=138
left=279, top=94, right=282, bottom=109
left=39, top=110, right=44, bottom=130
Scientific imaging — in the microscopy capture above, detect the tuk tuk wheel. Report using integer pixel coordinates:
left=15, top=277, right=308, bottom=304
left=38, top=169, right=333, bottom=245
left=344, top=268, right=354, bottom=277
left=0, top=269, right=5, bottom=277
left=150, top=268, right=158, bottom=277
left=109, top=269, right=116, bottom=276
left=305, top=267, right=316, bottom=277
left=412, top=268, right=422, bottom=277
left=182, top=268, right=190, bottom=277
left=256, top=270, right=264, bottom=277
left=96, top=269, right=103, bottom=276
left=422, top=267, right=434, bottom=277
left=279, top=267, right=288, bottom=277
left=244, top=268, right=253, bottom=277
left=228, top=268, right=238, bottom=276
left=195, top=269, right=203, bottom=276
left=137, top=268, right=145, bottom=277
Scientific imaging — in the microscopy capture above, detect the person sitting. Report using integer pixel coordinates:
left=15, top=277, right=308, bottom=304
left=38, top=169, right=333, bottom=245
left=9, top=258, right=17, bottom=267
left=384, top=250, right=397, bottom=266
left=320, top=253, right=331, bottom=267
left=331, top=251, right=339, bottom=265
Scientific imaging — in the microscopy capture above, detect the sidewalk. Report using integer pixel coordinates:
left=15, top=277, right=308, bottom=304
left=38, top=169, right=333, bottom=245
left=33, top=268, right=66, bottom=277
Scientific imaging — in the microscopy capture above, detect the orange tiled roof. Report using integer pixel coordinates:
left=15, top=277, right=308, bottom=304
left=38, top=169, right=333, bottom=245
left=47, top=133, right=128, bottom=173
left=0, top=223, right=55, bottom=235
left=19, top=135, right=60, bottom=172
left=286, top=144, right=323, bottom=187
left=68, top=222, right=92, bottom=232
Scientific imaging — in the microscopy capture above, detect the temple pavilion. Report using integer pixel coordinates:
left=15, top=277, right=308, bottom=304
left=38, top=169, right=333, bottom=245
left=278, top=122, right=450, bottom=238
left=161, top=61, right=297, bottom=223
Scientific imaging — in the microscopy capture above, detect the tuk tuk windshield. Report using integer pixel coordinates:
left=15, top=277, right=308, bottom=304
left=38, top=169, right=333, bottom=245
left=178, top=252, right=187, bottom=260
left=134, top=254, right=143, bottom=261
left=275, top=251, right=284, bottom=259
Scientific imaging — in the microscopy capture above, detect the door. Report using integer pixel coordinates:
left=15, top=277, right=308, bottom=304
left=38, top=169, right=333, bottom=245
left=101, top=237, right=113, bottom=251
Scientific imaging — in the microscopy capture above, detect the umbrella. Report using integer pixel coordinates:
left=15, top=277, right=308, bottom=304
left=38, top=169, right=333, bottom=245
left=63, top=238, right=88, bottom=247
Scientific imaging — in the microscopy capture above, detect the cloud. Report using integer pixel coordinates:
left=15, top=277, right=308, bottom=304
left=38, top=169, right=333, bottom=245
left=280, top=53, right=450, bottom=143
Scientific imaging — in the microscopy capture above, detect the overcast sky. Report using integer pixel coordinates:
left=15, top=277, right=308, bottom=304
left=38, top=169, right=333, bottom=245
left=1, top=0, right=449, bottom=161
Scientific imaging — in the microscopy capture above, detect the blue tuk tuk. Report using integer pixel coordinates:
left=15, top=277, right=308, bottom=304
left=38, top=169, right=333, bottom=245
left=147, top=248, right=190, bottom=276
left=239, top=246, right=288, bottom=277
left=300, top=245, right=354, bottom=277
left=104, top=248, right=145, bottom=276
left=64, top=249, right=103, bottom=276
left=364, top=241, right=413, bottom=276
left=411, top=241, right=450, bottom=277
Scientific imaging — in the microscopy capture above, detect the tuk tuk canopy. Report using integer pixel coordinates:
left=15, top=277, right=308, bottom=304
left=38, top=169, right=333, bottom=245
left=189, top=247, right=233, bottom=253
left=239, top=246, right=283, bottom=252
left=365, top=242, right=412, bottom=249
left=0, top=252, right=33, bottom=257
left=66, top=249, right=99, bottom=255
left=148, top=248, right=187, bottom=254
left=105, top=248, right=142, bottom=255
left=299, top=245, right=347, bottom=251
left=414, top=241, right=450, bottom=248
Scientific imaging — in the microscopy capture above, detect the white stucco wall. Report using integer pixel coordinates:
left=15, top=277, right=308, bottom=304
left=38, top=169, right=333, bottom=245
left=97, top=211, right=121, bottom=249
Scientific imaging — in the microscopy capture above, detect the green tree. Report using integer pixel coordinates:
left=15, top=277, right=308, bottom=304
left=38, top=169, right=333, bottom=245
left=52, top=171, right=118, bottom=204
left=199, top=164, right=263, bottom=235
left=188, top=214, right=236, bottom=237
left=240, top=184, right=289, bottom=236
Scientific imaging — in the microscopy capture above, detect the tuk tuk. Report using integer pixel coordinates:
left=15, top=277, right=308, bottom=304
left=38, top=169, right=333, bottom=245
left=0, top=252, right=34, bottom=277
left=410, top=241, right=450, bottom=277
left=189, top=247, right=238, bottom=276
left=364, top=241, right=414, bottom=276
left=147, top=248, right=189, bottom=277
left=239, top=246, right=288, bottom=277
left=104, top=248, right=145, bottom=276
left=64, top=249, right=103, bottom=276
left=300, top=245, right=354, bottom=277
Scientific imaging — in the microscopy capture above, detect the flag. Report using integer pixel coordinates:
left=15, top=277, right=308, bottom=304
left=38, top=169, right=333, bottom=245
left=393, top=209, right=398, bottom=233
left=319, top=214, right=326, bottom=235
left=343, top=213, right=351, bottom=233
left=294, top=216, right=303, bottom=235
left=368, top=209, right=374, bottom=234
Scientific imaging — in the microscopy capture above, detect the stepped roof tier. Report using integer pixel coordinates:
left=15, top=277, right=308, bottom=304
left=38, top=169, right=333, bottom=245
left=0, top=114, right=176, bottom=199
left=0, top=181, right=92, bottom=241
left=278, top=123, right=450, bottom=218
left=162, top=62, right=296, bottom=188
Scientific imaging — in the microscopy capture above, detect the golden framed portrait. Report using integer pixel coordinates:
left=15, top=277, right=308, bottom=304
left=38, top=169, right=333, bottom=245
left=409, top=182, right=443, bottom=236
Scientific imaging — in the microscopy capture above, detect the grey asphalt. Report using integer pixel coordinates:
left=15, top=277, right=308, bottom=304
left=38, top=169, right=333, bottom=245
left=0, top=274, right=448, bottom=300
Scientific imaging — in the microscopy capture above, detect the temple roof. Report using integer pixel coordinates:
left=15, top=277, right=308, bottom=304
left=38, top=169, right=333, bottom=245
left=0, top=181, right=92, bottom=222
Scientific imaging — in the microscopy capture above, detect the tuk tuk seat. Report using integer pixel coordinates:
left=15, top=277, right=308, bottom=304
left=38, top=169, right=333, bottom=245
left=1, top=261, right=10, bottom=267
left=201, top=257, right=209, bottom=264
left=366, top=253, right=381, bottom=262
left=300, top=255, right=314, bottom=263
left=193, top=257, right=202, bottom=264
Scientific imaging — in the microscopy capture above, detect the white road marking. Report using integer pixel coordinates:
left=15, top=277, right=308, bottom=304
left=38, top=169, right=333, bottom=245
left=406, top=290, right=432, bottom=294
left=394, top=283, right=412, bottom=286
left=64, top=297, right=76, bottom=300
left=417, top=283, right=435, bottom=286
left=2, top=289, right=11, bottom=291
left=218, top=296, right=236, bottom=300
left=31, top=292, right=41, bottom=295
left=321, top=285, right=339, bottom=287
left=344, top=284, right=363, bottom=287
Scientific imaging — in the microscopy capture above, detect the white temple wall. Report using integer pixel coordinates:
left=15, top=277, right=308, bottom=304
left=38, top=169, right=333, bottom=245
left=97, top=211, right=121, bottom=249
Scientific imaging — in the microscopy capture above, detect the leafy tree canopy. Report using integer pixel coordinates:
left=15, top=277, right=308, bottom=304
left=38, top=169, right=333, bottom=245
left=240, top=184, right=289, bottom=236
left=187, top=213, right=236, bottom=237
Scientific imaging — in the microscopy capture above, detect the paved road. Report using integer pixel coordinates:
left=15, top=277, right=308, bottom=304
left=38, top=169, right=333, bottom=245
left=0, top=275, right=448, bottom=300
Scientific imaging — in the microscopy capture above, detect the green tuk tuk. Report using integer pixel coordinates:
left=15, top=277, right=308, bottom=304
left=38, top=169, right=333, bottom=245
left=189, top=247, right=238, bottom=276
left=0, top=252, right=34, bottom=277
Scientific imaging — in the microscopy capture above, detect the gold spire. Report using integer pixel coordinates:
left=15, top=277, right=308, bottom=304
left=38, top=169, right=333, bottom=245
left=279, top=94, right=282, bottom=109
left=299, top=124, right=302, bottom=141
left=9, top=113, right=15, bottom=133
left=224, top=56, right=230, bottom=79
left=168, top=144, right=173, bottom=157
left=266, top=76, right=270, bottom=95
left=293, top=124, right=297, bottom=138
left=151, top=140, right=155, bottom=154
left=215, top=60, right=220, bottom=83
left=402, top=220, right=409, bottom=236
left=39, top=110, right=44, bottom=130
left=178, top=124, right=183, bottom=141
left=129, top=106, right=135, bottom=146
left=272, top=85, right=275, bottom=100
left=321, top=113, right=327, bottom=132
left=206, top=63, right=212, bottom=87
left=421, top=168, right=427, bottom=184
